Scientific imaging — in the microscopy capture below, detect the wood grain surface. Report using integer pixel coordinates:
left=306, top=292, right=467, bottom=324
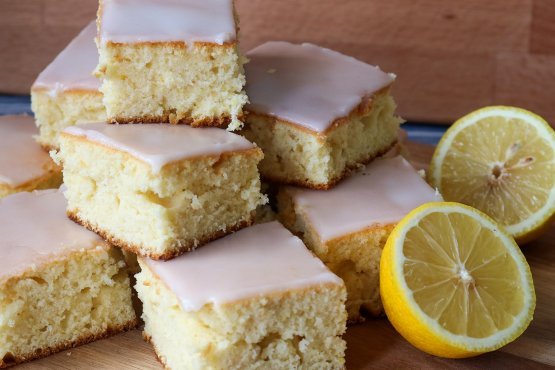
left=2, top=1, right=555, bottom=126
left=18, top=141, right=555, bottom=369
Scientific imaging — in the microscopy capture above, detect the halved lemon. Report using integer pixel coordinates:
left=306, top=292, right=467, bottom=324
left=380, top=202, right=535, bottom=358
left=429, top=106, right=555, bottom=243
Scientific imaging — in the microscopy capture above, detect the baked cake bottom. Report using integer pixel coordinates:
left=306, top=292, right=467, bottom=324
left=107, top=113, right=242, bottom=128
left=98, top=42, right=248, bottom=130
left=68, top=211, right=255, bottom=260
left=1, top=321, right=136, bottom=368
left=243, top=91, right=402, bottom=189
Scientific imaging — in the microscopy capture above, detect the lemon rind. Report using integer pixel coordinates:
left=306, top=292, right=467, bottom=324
left=388, top=202, right=535, bottom=355
left=429, top=106, right=555, bottom=240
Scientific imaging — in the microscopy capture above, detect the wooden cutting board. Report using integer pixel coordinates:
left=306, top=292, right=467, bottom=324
left=19, top=142, right=555, bottom=369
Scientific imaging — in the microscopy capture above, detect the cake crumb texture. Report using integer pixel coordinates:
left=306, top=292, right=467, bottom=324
left=97, top=42, right=247, bottom=129
left=0, top=247, right=136, bottom=368
left=31, top=90, right=106, bottom=149
left=136, top=261, right=347, bottom=369
left=278, top=189, right=394, bottom=322
left=59, top=134, right=265, bottom=259
left=243, top=91, right=401, bottom=188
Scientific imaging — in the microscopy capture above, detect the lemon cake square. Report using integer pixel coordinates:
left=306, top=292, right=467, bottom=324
left=135, top=221, right=347, bottom=370
left=96, top=0, right=247, bottom=129
left=57, top=123, right=265, bottom=260
left=0, top=189, right=136, bottom=368
left=242, top=41, right=403, bottom=189
left=31, top=22, right=105, bottom=150
left=0, top=115, right=62, bottom=198
left=277, top=156, right=441, bottom=322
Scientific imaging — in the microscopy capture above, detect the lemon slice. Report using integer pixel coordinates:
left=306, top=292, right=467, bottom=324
left=429, top=106, right=555, bottom=243
left=380, top=202, right=535, bottom=358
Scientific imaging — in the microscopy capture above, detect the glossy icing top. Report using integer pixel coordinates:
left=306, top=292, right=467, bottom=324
left=32, top=22, right=100, bottom=94
left=0, top=189, right=106, bottom=283
left=99, top=0, right=236, bottom=45
left=0, top=115, right=57, bottom=186
left=143, top=221, right=342, bottom=311
left=63, top=122, right=256, bottom=173
left=245, top=41, right=395, bottom=132
left=289, top=156, right=442, bottom=242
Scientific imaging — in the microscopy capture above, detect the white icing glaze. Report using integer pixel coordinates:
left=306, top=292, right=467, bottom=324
left=99, top=0, right=236, bottom=45
left=63, top=123, right=256, bottom=173
left=144, top=221, right=342, bottom=311
left=0, top=189, right=105, bottom=283
left=32, top=22, right=100, bottom=95
left=0, top=115, right=56, bottom=186
left=245, top=42, right=395, bottom=133
left=290, top=156, right=442, bottom=242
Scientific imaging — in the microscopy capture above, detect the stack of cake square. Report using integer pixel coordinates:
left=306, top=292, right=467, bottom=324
left=1, top=18, right=136, bottom=366
left=239, top=41, right=441, bottom=323
left=0, top=190, right=136, bottom=367
left=40, top=0, right=348, bottom=369
left=241, top=39, right=432, bottom=325
left=52, top=0, right=267, bottom=261
left=1, top=0, right=442, bottom=368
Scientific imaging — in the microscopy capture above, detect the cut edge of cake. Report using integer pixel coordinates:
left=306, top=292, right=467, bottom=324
left=135, top=256, right=347, bottom=369
left=57, top=129, right=266, bottom=260
left=67, top=210, right=256, bottom=261
left=30, top=88, right=105, bottom=151
left=0, top=245, right=137, bottom=368
left=95, top=1, right=248, bottom=129
left=95, top=42, right=248, bottom=129
left=244, top=87, right=402, bottom=189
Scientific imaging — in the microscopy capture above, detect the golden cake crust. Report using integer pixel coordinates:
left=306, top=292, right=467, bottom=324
left=243, top=86, right=399, bottom=189
left=106, top=113, right=244, bottom=127
left=324, top=86, right=392, bottom=134
left=67, top=210, right=256, bottom=260
left=325, top=223, right=396, bottom=323
left=39, top=143, right=56, bottom=152
left=0, top=319, right=137, bottom=368
left=142, top=332, right=167, bottom=368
